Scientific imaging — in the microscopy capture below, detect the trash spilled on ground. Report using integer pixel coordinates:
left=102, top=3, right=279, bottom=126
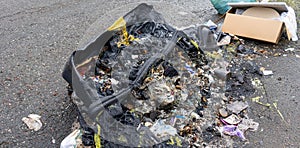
left=61, top=2, right=297, bottom=148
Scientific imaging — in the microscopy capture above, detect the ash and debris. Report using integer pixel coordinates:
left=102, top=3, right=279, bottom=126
left=71, top=18, right=266, bottom=147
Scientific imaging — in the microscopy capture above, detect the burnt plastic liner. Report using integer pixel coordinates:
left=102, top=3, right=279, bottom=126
left=62, top=3, right=208, bottom=147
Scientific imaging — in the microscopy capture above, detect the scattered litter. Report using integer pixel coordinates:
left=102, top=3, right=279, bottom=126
left=225, top=60, right=261, bottom=98
left=238, top=118, right=259, bottom=132
left=262, top=70, right=273, bottom=76
left=60, top=129, right=82, bottom=148
left=260, top=67, right=273, bottom=76
left=144, top=122, right=153, bottom=127
left=251, top=78, right=264, bottom=92
left=285, top=48, right=295, bottom=52
left=22, top=114, right=42, bottom=131
left=60, top=2, right=268, bottom=147
left=150, top=120, right=177, bottom=140
left=131, top=55, right=139, bottom=59
left=218, top=125, right=246, bottom=140
left=227, top=101, right=249, bottom=114
left=217, top=35, right=231, bottom=46
left=222, top=114, right=242, bottom=125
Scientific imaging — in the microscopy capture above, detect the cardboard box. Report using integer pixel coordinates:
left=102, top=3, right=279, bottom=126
left=221, top=2, right=289, bottom=44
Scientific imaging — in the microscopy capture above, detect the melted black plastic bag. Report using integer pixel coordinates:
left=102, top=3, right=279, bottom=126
left=62, top=3, right=209, bottom=147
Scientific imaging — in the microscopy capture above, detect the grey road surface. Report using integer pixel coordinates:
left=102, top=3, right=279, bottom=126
left=0, top=0, right=299, bottom=147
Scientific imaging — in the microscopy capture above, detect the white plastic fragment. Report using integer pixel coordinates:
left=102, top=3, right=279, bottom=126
left=131, top=55, right=139, bottom=59
left=285, top=48, right=295, bottom=52
left=22, top=114, right=42, bottom=131
left=238, top=118, right=259, bottom=132
left=262, top=70, right=273, bottom=76
left=144, top=122, right=153, bottom=127
left=280, top=7, right=298, bottom=41
left=227, top=101, right=248, bottom=114
left=222, top=114, right=242, bottom=125
left=205, top=20, right=217, bottom=28
left=60, top=129, right=81, bottom=148
left=260, top=67, right=274, bottom=76
left=217, top=35, right=231, bottom=46
left=150, top=119, right=177, bottom=140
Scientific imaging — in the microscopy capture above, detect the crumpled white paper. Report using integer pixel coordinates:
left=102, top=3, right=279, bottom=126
left=22, top=114, right=42, bottom=131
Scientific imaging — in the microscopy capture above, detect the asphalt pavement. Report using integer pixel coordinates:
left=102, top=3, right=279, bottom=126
left=0, top=0, right=299, bottom=147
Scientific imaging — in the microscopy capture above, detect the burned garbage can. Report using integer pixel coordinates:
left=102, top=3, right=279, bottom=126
left=62, top=3, right=213, bottom=147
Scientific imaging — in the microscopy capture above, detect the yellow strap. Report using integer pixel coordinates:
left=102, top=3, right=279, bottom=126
left=94, top=124, right=101, bottom=148
left=190, top=39, right=199, bottom=49
left=107, top=17, right=126, bottom=31
left=167, top=137, right=175, bottom=145
left=167, top=136, right=182, bottom=147
left=251, top=96, right=271, bottom=107
left=107, top=17, right=138, bottom=48
left=175, top=136, right=182, bottom=147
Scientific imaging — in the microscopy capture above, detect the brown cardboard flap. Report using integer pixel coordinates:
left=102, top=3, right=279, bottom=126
left=222, top=13, right=283, bottom=43
left=242, top=7, right=280, bottom=19
left=228, top=2, right=288, bottom=12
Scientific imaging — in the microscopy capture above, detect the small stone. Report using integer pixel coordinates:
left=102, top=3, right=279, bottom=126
left=219, top=108, right=228, bottom=117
